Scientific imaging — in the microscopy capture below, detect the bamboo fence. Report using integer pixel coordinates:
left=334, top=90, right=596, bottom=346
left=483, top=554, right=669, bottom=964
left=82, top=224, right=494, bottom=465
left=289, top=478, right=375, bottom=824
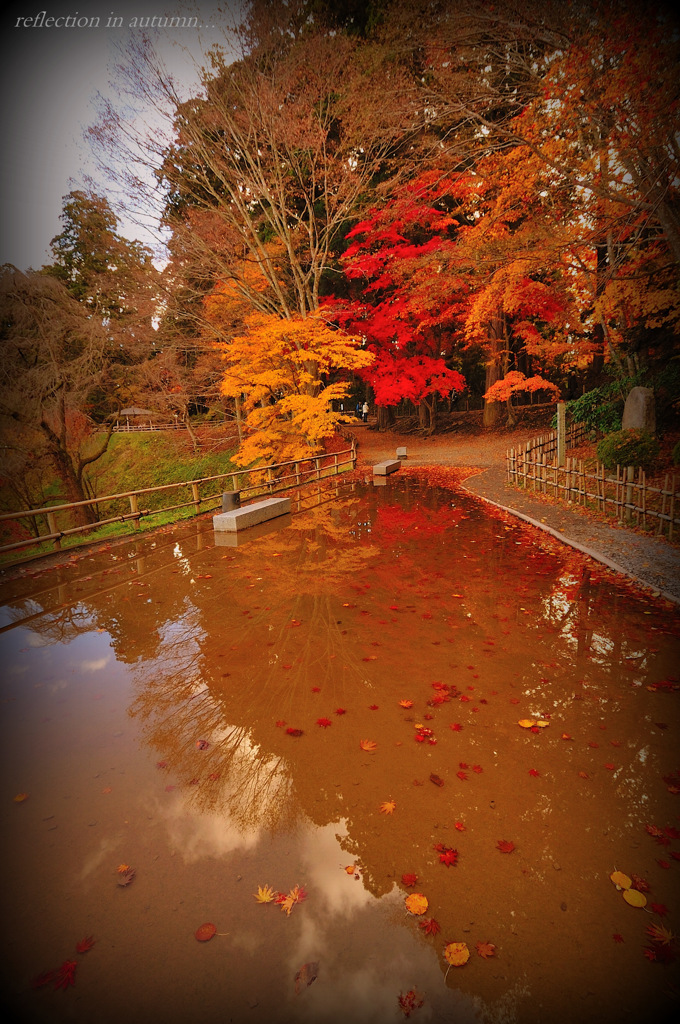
left=506, top=428, right=679, bottom=540
left=0, top=443, right=357, bottom=564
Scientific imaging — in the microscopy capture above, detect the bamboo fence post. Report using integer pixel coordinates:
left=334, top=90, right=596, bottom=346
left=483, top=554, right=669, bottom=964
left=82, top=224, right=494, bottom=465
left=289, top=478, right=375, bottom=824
left=334, top=453, right=339, bottom=475
left=670, top=474, right=676, bottom=541
left=191, top=483, right=200, bottom=513
left=46, top=512, right=61, bottom=550
left=129, top=494, right=140, bottom=531
left=295, top=461, right=301, bottom=485
left=625, top=466, right=634, bottom=523
left=267, top=467, right=274, bottom=493
left=659, top=473, right=669, bottom=536
left=641, top=468, right=646, bottom=529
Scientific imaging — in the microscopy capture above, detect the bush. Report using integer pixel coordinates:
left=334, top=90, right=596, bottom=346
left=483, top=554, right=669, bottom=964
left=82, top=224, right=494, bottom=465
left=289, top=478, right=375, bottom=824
left=566, top=387, right=622, bottom=434
left=673, top=439, right=680, bottom=466
left=597, top=429, right=660, bottom=471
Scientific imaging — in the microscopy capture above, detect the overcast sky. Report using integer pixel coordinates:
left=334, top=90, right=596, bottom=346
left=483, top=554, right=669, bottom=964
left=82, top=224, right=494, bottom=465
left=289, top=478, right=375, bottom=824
left=0, top=1, right=242, bottom=271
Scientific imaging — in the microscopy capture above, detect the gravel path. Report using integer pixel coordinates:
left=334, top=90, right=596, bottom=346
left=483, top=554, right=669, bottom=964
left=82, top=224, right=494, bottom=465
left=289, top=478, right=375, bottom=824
left=352, top=422, right=680, bottom=604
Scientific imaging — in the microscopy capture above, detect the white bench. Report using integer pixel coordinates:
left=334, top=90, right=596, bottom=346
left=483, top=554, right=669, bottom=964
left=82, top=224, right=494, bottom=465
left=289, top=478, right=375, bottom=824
left=373, top=460, right=400, bottom=475
left=396, top=447, right=407, bottom=458
left=213, top=496, right=291, bottom=533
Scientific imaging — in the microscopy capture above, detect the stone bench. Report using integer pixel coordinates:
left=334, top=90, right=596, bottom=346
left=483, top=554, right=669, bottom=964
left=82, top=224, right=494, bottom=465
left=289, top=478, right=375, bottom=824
left=213, top=496, right=291, bottom=533
left=373, top=460, right=400, bottom=476
left=396, top=447, right=407, bottom=458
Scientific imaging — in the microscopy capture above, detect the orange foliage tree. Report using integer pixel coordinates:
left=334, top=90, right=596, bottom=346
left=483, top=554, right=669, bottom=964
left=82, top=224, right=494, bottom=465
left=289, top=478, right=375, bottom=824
left=213, top=310, right=373, bottom=467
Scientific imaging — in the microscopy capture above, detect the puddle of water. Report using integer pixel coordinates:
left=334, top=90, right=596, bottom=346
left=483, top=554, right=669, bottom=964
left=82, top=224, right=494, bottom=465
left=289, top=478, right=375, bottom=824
left=0, top=473, right=679, bottom=1024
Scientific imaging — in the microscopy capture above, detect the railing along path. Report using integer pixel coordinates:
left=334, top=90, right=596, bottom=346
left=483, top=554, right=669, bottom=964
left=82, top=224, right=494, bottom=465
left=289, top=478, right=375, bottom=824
left=506, top=426, right=679, bottom=540
left=0, top=444, right=357, bottom=564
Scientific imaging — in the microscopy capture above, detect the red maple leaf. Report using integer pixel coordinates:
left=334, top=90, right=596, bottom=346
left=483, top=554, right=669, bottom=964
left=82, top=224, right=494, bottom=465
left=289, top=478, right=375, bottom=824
left=459, top=762, right=468, bottom=770
left=369, top=704, right=379, bottom=710
left=419, top=917, right=441, bottom=936
left=449, top=723, right=462, bottom=731
left=631, top=874, right=650, bottom=892
left=285, top=728, right=303, bottom=737
left=454, top=821, right=466, bottom=831
left=429, top=773, right=445, bottom=787
left=275, top=720, right=286, bottom=728
left=334, top=708, right=347, bottom=716
left=472, top=765, right=483, bottom=773
left=613, top=934, right=624, bottom=943
left=316, top=718, right=332, bottom=728
left=657, top=859, right=670, bottom=869
left=645, top=824, right=665, bottom=837
left=401, top=873, right=418, bottom=887
left=311, top=686, right=321, bottom=692
left=436, top=846, right=459, bottom=867
left=528, top=769, right=540, bottom=777
left=650, top=903, right=668, bottom=916
left=456, top=770, right=468, bottom=781
left=497, top=840, right=516, bottom=854
left=75, top=936, right=95, bottom=954
left=398, top=988, right=425, bottom=1017
left=53, top=960, right=77, bottom=990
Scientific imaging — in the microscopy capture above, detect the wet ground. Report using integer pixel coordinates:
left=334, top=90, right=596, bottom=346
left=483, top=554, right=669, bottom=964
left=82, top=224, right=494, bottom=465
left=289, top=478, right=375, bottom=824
left=1, top=471, right=679, bottom=1024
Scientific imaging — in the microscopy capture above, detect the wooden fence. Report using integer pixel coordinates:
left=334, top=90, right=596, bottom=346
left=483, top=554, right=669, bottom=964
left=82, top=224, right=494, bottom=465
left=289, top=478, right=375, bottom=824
left=0, top=443, right=357, bottom=564
left=507, top=428, right=679, bottom=540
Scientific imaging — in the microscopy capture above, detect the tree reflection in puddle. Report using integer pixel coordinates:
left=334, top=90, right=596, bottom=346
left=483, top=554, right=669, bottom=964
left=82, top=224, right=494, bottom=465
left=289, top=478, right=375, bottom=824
left=0, top=474, right=678, bottom=1024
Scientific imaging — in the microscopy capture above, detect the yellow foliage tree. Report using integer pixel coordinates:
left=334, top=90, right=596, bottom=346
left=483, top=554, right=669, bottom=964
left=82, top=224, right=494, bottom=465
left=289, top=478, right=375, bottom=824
left=216, top=311, right=374, bottom=467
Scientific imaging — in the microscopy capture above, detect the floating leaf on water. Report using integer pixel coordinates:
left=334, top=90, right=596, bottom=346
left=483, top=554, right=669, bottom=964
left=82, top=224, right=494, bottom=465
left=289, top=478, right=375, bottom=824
left=610, top=870, right=632, bottom=889
left=405, top=893, right=428, bottom=915
left=380, top=800, right=396, bottom=814
left=13, top=793, right=28, bottom=802
left=623, top=888, right=647, bottom=907
left=518, top=719, right=536, bottom=729
left=443, top=941, right=470, bottom=966
left=476, top=940, right=496, bottom=959
left=117, top=868, right=136, bottom=887
left=75, top=936, right=95, bottom=954
left=195, top=922, right=217, bottom=942
left=535, top=720, right=550, bottom=728
left=359, top=739, right=377, bottom=753
left=294, top=961, right=319, bottom=994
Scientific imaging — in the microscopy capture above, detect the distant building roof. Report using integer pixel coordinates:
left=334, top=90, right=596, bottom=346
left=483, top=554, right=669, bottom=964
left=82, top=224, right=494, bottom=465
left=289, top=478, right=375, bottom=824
left=117, top=407, right=159, bottom=417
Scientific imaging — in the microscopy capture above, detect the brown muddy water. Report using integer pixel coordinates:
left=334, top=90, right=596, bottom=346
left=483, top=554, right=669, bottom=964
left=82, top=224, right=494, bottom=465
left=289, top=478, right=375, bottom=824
left=0, top=470, right=679, bottom=1024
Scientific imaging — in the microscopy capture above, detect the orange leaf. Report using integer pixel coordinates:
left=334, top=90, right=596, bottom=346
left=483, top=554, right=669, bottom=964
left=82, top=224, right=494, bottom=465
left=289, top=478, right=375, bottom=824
left=405, top=893, right=428, bottom=915
left=443, top=941, right=469, bottom=966
left=380, top=800, right=396, bottom=814
left=195, top=922, right=217, bottom=942
left=497, top=840, right=515, bottom=854
left=399, top=699, right=414, bottom=708
left=360, top=739, right=377, bottom=753
left=476, top=940, right=496, bottom=959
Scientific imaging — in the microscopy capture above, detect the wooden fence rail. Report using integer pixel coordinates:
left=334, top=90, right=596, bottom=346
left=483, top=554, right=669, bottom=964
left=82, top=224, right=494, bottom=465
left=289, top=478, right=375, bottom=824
left=507, top=430, right=679, bottom=540
left=0, top=444, right=357, bottom=563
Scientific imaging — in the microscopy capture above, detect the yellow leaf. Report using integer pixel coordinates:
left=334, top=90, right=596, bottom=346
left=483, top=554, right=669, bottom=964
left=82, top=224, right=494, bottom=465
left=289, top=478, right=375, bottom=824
left=399, top=699, right=414, bottom=708
left=360, top=739, right=377, bottom=753
left=117, top=863, right=132, bottom=874
left=13, top=793, right=28, bottom=802
left=535, top=720, right=550, bottom=728
left=344, top=865, right=355, bottom=875
left=622, top=888, right=647, bottom=908
left=518, top=719, right=536, bottom=729
left=253, top=884, right=277, bottom=903
left=380, top=800, right=396, bottom=815
left=443, top=941, right=470, bottom=966
left=405, top=893, right=428, bottom=916
left=610, top=870, right=632, bottom=890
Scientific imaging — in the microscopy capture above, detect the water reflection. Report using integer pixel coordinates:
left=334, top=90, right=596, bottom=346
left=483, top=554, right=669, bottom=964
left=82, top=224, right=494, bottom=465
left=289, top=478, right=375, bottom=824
left=1, top=476, right=679, bottom=1024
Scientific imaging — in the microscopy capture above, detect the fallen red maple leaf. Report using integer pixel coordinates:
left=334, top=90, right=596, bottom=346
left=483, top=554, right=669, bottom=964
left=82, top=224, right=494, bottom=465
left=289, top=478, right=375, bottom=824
left=398, top=988, right=424, bottom=1018
left=650, top=903, right=668, bottom=916
left=497, top=840, right=515, bottom=854
left=53, top=960, right=77, bottom=990
left=528, top=769, right=540, bottom=777
left=436, top=845, right=458, bottom=867
left=456, top=770, right=468, bottom=781
left=429, top=773, right=444, bottom=787
left=419, top=917, right=441, bottom=936
left=454, top=821, right=466, bottom=831
left=449, top=723, right=462, bottom=731
left=285, top=728, right=303, bottom=737
left=316, top=718, right=332, bottom=728
left=75, top=936, right=95, bottom=954
left=401, top=873, right=418, bottom=887
left=334, top=708, right=346, bottom=716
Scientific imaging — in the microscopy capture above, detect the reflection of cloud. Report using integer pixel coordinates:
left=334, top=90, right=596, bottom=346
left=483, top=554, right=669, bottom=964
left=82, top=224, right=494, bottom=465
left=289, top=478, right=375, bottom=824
left=79, top=837, right=121, bottom=883
left=151, top=789, right=261, bottom=863
left=301, top=820, right=375, bottom=918
left=81, top=657, right=110, bottom=672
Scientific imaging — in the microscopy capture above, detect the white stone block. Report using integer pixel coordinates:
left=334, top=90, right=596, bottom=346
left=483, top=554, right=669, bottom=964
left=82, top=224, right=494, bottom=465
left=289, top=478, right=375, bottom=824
left=396, top=447, right=407, bottom=458
left=213, top=496, right=291, bottom=532
left=373, top=460, right=400, bottom=475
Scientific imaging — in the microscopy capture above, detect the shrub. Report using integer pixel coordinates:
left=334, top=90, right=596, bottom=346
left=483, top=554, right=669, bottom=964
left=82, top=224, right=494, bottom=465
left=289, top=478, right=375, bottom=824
left=565, top=386, right=622, bottom=434
left=597, top=429, right=660, bottom=471
left=672, top=439, right=680, bottom=466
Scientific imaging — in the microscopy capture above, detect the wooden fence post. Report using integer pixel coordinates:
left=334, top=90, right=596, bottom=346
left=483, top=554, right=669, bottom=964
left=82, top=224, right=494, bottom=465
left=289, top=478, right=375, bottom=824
left=557, top=402, right=566, bottom=467
left=191, top=483, right=200, bottom=513
left=129, top=494, right=140, bottom=531
left=46, top=512, right=61, bottom=550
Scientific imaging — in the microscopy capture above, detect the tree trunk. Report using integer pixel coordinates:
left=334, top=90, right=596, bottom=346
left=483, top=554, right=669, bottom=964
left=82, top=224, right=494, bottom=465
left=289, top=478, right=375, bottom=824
left=182, top=411, right=200, bottom=453
left=506, top=396, right=518, bottom=427
left=483, top=315, right=504, bottom=427
left=377, top=405, right=395, bottom=431
left=48, top=447, right=98, bottom=526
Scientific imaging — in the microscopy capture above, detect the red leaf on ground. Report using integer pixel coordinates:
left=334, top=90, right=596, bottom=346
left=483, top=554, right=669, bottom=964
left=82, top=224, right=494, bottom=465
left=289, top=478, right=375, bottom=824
left=275, top=720, right=286, bottom=728
left=497, top=840, right=515, bottom=854
left=75, top=936, right=95, bottom=954
left=195, top=922, right=217, bottom=942
left=286, top=728, right=304, bottom=737
left=476, top=940, right=496, bottom=959
left=472, top=764, right=483, bottom=773
left=657, top=859, right=670, bottom=868
left=316, top=718, right=332, bottom=728
left=398, top=988, right=424, bottom=1017
left=419, top=917, right=441, bottom=936
left=650, top=903, right=668, bottom=916
left=195, top=739, right=210, bottom=750
left=53, top=960, right=77, bottom=990
left=401, top=873, right=418, bottom=887
left=604, top=763, right=616, bottom=771
left=449, top=723, right=462, bottom=731
left=334, top=708, right=346, bottom=715
left=454, top=821, right=466, bottom=831
left=613, top=934, right=624, bottom=943
left=436, top=846, right=458, bottom=867
left=369, top=704, right=379, bottom=710
left=429, top=773, right=444, bottom=787
left=31, top=971, right=56, bottom=989
left=456, top=770, right=468, bottom=781
left=528, top=769, right=540, bottom=777
left=311, top=686, right=321, bottom=692
left=631, top=874, right=650, bottom=892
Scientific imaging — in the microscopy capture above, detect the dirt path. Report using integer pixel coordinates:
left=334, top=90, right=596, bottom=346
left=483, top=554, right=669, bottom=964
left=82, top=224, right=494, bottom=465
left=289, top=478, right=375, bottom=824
left=352, top=421, right=680, bottom=604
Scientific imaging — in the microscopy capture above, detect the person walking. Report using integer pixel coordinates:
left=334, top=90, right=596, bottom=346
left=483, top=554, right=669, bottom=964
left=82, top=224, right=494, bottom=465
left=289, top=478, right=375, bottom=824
left=362, top=401, right=369, bottom=422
